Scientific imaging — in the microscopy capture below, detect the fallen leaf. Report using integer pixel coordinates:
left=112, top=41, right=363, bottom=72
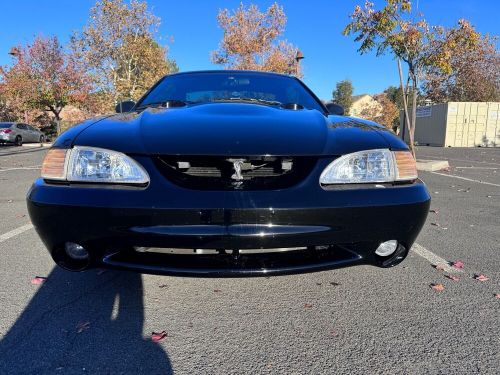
left=213, top=289, right=222, bottom=293
left=435, top=264, right=447, bottom=271
left=495, top=294, right=500, bottom=299
left=445, top=274, right=460, bottom=282
left=431, top=222, right=441, bottom=227
left=329, top=282, right=341, bottom=286
left=474, top=274, right=489, bottom=282
left=429, top=209, right=439, bottom=214
left=304, top=303, right=313, bottom=308
left=430, top=283, right=445, bottom=291
left=151, top=330, right=167, bottom=342
left=316, top=282, right=322, bottom=286
left=76, top=321, right=90, bottom=333
left=451, top=260, right=464, bottom=269
left=158, top=284, right=169, bottom=288
left=31, top=276, right=47, bottom=285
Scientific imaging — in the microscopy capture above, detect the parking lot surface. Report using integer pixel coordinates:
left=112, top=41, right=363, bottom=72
left=0, top=145, right=499, bottom=374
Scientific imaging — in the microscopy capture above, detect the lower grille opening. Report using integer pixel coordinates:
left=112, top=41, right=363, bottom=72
left=103, top=245, right=363, bottom=276
left=154, top=155, right=317, bottom=190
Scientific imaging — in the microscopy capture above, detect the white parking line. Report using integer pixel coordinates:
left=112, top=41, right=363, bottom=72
left=411, top=243, right=461, bottom=273
left=0, top=166, right=41, bottom=172
left=455, top=166, right=499, bottom=170
left=430, top=171, right=500, bottom=187
left=0, top=224, right=34, bottom=243
left=418, top=155, right=500, bottom=166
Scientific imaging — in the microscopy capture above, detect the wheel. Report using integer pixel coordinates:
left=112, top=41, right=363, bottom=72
left=39, top=135, right=45, bottom=143
left=14, top=135, right=23, bottom=146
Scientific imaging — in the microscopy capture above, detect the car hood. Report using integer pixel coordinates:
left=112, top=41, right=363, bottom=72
left=72, top=103, right=397, bottom=156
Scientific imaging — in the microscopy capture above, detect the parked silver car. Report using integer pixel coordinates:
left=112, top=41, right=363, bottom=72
left=0, top=122, right=46, bottom=146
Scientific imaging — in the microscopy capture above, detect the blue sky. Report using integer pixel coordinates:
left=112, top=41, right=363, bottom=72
left=1, top=0, right=498, bottom=99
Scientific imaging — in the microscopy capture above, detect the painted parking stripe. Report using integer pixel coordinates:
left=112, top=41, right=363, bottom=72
left=0, top=224, right=34, bottom=243
left=411, top=243, right=461, bottom=273
left=430, top=171, right=500, bottom=187
left=418, top=155, right=500, bottom=166
left=0, top=166, right=41, bottom=172
left=455, top=166, right=499, bottom=170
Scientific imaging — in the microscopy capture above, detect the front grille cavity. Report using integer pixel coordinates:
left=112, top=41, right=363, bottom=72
left=154, top=155, right=316, bottom=190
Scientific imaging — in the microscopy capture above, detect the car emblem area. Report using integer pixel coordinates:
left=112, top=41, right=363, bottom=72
left=229, top=158, right=246, bottom=181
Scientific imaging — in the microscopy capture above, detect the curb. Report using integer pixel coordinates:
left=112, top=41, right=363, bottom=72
left=21, top=143, right=53, bottom=148
left=416, top=159, right=449, bottom=172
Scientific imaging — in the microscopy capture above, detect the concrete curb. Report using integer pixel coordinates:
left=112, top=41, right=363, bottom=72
left=416, top=159, right=450, bottom=172
left=21, top=143, right=53, bottom=148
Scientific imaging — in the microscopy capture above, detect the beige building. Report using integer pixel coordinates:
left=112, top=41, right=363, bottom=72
left=402, top=102, right=500, bottom=147
left=350, top=94, right=382, bottom=117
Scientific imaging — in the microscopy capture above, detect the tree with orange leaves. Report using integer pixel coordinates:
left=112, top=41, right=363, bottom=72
left=212, top=2, right=303, bottom=77
left=0, top=36, right=91, bottom=134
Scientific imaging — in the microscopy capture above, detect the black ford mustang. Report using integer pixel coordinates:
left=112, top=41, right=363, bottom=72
left=27, top=71, right=430, bottom=276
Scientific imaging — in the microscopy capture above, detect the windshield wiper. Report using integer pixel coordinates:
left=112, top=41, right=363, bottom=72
left=136, top=99, right=190, bottom=109
left=213, top=97, right=283, bottom=106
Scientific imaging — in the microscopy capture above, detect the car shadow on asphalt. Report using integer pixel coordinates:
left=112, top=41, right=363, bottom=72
left=0, top=267, right=173, bottom=374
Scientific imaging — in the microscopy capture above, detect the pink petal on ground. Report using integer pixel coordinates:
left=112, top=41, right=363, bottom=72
left=430, top=283, right=445, bottom=291
left=151, top=331, right=167, bottom=342
left=451, top=260, right=464, bottom=269
left=474, top=274, right=489, bottom=282
left=304, top=303, right=313, bottom=308
left=31, top=276, right=47, bottom=285
left=445, top=274, right=460, bottom=282
left=435, top=264, right=446, bottom=271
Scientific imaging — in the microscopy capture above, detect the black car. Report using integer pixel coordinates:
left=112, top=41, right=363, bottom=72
left=27, top=71, right=430, bottom=276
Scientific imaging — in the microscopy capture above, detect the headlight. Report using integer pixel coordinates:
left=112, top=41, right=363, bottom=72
left=41, top=146, right=149, bottom=185
left=320, top=149, right=417, bottom=185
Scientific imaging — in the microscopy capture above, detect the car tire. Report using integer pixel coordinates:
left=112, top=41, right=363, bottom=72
left=39, top=135, right=45, bottom=143
left=14, top=135, right=23, bottom=146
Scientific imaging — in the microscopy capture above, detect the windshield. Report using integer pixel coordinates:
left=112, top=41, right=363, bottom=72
left=0, top=123, right=13, bottom=128
left=137, top=72, right=325, bottom=112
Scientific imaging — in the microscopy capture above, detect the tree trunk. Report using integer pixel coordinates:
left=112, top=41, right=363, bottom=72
left=55, top=116, right=61, bottom=135
left=397, top=59, right=415, bottom=157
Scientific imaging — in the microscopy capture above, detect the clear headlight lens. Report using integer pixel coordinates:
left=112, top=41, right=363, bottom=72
left=320, top=149, right=417, bottom=185
left=41, top=146, right=149, bottom=185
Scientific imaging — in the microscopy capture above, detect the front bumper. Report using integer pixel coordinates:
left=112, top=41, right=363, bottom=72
left=27, top=171, right=430, bottom=276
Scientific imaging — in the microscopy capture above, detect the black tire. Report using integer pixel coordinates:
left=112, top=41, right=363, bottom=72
left=14, top=135, right=22, bottom=146
left=39, top=135, right=45, bottom=143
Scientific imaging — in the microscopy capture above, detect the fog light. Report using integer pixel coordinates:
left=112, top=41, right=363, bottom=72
left=65, top=242, right=89, bottom=260
left=375, top=240, right=398, bottom=257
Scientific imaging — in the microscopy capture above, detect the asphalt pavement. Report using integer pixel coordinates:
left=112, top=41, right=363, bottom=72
left=0, top=144, right=498, bottom=375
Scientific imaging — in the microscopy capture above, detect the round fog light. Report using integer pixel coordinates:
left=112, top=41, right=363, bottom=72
left=65, top=242, right=89, bottom=260
left=375, top=240, right=398, bottom=257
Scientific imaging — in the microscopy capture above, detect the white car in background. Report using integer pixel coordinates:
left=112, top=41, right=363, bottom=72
left=0, top=122, right=46, bottom=146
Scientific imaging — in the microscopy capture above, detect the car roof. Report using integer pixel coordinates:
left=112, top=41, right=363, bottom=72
left=165, top=70, right=295, bottom=79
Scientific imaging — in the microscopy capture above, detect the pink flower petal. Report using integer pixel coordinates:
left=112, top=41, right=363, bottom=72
left=451, top=260, right=464, bottom=269
left=31, top=276, right=47, bottom=285
left=474, top=274, right=489, bottom=282
left=151, top=330, right=167, bottom=342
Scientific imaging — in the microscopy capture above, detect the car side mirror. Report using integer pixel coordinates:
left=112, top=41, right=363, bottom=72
left=326, top=103, right=345, bottom=116
left=115, top=100, right=136, bottom=113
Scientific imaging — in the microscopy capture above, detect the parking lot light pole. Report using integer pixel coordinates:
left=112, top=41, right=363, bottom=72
left=295, top=50, right=304, bottom=76
left=7, top=47, right=29, bottom=123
